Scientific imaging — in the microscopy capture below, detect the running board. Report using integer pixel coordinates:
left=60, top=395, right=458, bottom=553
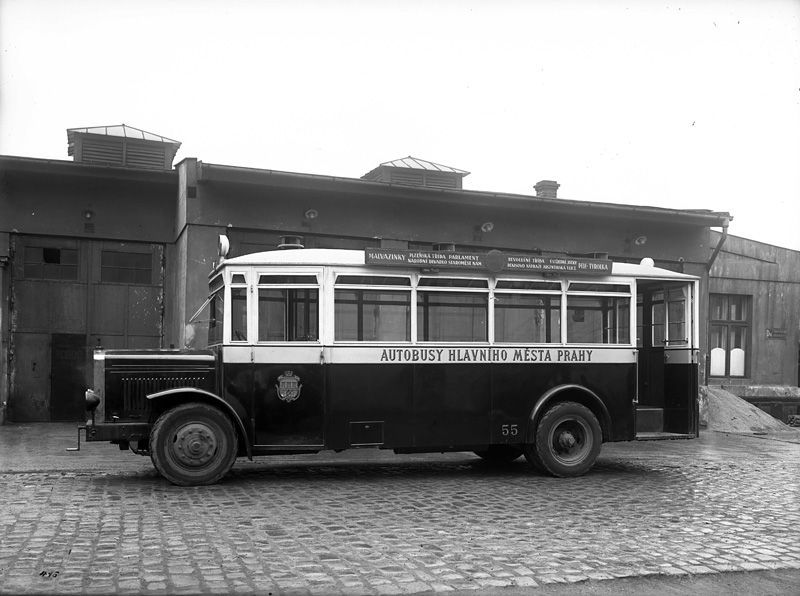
left=636, top=432, right=696, bottom=440
left=636, top=407, right=663, bottom=433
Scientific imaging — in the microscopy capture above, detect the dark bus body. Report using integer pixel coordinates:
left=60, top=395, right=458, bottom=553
left=81, top=247, right=699, bottom=485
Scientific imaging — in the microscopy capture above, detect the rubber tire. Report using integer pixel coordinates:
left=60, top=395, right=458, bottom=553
left=474, top=445, right=523, bottom=463
left=149, top=403, right=238, bottom=486
left=526, top=401, right=601, bottom=477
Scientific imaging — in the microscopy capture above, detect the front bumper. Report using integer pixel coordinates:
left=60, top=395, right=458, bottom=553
left=84, top=422, right=151, bottom=443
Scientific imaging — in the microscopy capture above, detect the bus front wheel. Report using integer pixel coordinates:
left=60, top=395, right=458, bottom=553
left=525, top=401, right=601, bottom=477
left=149, top=402, right=238, bottom=486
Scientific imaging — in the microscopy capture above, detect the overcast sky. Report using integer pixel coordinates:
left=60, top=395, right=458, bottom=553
left=2, top=0, right=799, bottom=250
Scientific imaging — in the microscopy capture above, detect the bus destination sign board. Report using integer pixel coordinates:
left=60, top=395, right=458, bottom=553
left=365, top=248, right=612, bottom=275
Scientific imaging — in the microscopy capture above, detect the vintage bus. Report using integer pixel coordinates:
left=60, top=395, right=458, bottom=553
left=78, top=242, right=700, bottom=485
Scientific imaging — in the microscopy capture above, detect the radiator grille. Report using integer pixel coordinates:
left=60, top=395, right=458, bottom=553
left=122, top=376, right=205, bottom=415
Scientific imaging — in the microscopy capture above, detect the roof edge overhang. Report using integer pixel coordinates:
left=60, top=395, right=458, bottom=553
left=197, top=161, right=732, bottom=228
left=0, top=155, right=177, bottom=184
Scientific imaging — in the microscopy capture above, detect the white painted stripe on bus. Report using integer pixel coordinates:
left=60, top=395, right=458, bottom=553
left=329, top=346, right=637, bottom=365
left=102, top=354, right=215, bottom=361
left=224, top=346, right=325, bottom=364
left=244, top=345, right=638, bottom=365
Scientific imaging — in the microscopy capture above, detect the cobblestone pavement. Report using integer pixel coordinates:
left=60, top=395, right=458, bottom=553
left=0, top=424, right=799, bottom=594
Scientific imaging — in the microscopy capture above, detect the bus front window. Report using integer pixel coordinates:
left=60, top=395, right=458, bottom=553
left=231, top=287, right=248, bottom=342
left=208, top=289, right=225, bottom=345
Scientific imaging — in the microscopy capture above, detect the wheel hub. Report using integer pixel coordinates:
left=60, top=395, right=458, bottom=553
left=558, top=430, right=577, bottom=450
left=173, top=423, right=218, bottom=467
left=550, top=419, right=589, bottom=464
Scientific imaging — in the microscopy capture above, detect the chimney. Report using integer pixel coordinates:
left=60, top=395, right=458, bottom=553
left=534, top=180, right=560, bottom=199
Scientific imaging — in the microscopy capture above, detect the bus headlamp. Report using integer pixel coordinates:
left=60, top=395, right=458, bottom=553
left=85, top=389, right=101, bottom=412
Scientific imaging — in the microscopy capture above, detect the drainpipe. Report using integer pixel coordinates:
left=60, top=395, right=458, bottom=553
left=706, top=218, right=730, bottom=272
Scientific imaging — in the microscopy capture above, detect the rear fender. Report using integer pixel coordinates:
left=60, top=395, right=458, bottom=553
left=147, top=388, right=252, bottom=459
left=527, top=384, right=611, bottom=442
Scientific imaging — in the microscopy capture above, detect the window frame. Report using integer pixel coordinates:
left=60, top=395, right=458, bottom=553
left=227, top=269, right=250, bottom=344
left=333, top=273, right=412, bottom=344
left=492, top=278, right=563, bottom=344
left=99, top=249, right=154, bottom=285
left=215, top=263, right=645, bottom=348
left=253, top=267, right=322, bottom=345
left=708, top=293, right=752, bottom=378
left=415, top=275, right=490, bottom=343
left=565, top=281, right=633, bottom=345
left=23, top=244, right=80, bottom=280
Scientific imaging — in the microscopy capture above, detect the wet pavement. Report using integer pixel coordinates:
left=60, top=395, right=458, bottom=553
left=0, top=424, right=799, bottom=594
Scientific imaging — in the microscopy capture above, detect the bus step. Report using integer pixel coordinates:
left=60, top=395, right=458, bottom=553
left=636, top=407, right=663, bottom=433
left=636, top=432, right=696, bottom=440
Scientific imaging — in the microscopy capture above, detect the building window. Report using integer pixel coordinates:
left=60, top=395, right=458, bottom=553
left=709, top=294, right=751, bottom=377
left=24, top=246, right=78, bottom=280
left=100, top=251, right=152, bottom=284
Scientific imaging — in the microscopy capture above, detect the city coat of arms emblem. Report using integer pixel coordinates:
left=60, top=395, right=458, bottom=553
left=276, top=371, right=302, bottom=402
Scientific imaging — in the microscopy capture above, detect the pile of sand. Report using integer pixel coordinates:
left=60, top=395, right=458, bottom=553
left=703, top=386, right=800, bottom=437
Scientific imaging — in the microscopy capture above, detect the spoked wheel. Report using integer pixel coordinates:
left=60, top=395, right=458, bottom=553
left=149, top=403, right=238, bottom=486
left=525, top=401, right=601, bottom=477
left=474, top=445, right=523, bottom=463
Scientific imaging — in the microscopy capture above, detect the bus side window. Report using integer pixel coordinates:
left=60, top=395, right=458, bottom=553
left=417, top=277, right=488, bottom=342
left=493, top=280, right=561, bottom=344
left=335, top=290, right=410, bottom=341
left=566, top=292, right=631, bottom=344
left=257, top=275, right=319, bottom=342
left=494, top=293, right=561, bottom=343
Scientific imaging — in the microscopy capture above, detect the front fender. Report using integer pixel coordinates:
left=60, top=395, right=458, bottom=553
left=147, top=388, right=252, bottom=458
left=527, top=384, right=611, bottom=441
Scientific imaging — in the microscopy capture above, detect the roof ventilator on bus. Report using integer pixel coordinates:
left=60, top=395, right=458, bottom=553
left=278, top=235, right=305, bottom=249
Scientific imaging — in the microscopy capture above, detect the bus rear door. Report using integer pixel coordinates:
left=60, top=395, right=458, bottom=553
left=636, top=280, right=698, bottom=437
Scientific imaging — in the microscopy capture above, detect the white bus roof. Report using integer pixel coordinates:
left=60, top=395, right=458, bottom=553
left=221, top=248, right=698, bottom=281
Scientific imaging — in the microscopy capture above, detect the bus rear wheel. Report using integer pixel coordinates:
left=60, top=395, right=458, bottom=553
left=525, top=401, right=601, bottom=477
left=149, top=403, right=238, bottom=486
left=474, top=445, right=523, bottom=463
